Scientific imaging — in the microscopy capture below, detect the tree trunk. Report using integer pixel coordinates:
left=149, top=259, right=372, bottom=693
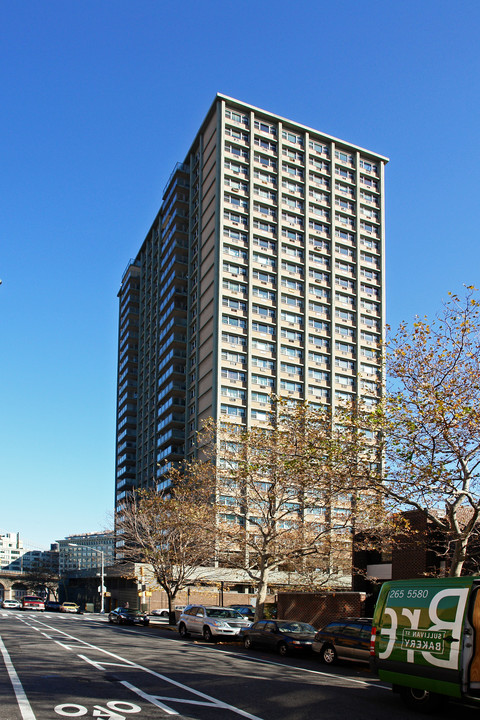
left=254, top=566, right=270, bottom=621
left=449, top=536, right=468, bottom=577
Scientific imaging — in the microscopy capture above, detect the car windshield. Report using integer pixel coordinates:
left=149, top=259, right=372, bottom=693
left=122, top=609, right=142, bottom=615
left=205, top=609, right=243, bottom=619
left=277, top=622, right=316, bottom=633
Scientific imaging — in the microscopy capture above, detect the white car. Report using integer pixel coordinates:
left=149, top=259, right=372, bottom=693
left=178, top=605, right=251, bottom=642
left=2, top=599, right=21, bottom=609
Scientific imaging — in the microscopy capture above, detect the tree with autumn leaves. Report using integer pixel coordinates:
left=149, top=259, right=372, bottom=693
left=368, top=287, right=480, bottom=576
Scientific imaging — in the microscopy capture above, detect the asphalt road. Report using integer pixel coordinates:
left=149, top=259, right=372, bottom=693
left=0, top=610, right=478, bottom=720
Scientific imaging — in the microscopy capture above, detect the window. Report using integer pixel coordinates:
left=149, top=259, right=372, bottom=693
left=282, top=179, right=304, bottom=194
left=254, top=202, right=276, bottom=218
left=336, top=374, right=354, bottom=387
left=254, top=136, right=277, bottom=152
left=282, top=163, right=304, bottom=178
left=253, top=269, right=276, bottom=284
left=282, top=310, right=303, bottom=325
left=282, top=260, right=303, bottom=275
left=253, top=286, right=276, bottom=301
left=336, top=324, right=354, bottom=338
left=223, top=262, right=247, bottom=276
left=283, top=195, right=304, bottom=211
left=309, top=335, right=329, bottom=348
left=335, top=150, right=354, bottom=164
left=222, top=332, right=247, bottom=346
left=252, top=339, right=275, bottom=352
left=282, top=228, right=304, bottom=242
left=221, top=368, right=246, bottom=381
left=255, top=153, right=277, bottom=169
left=281, top=328, right=303, bottom=342
left=336, top=277, right=355, bottom=291
left=281, top=362, right=302, bottom=375
left=224, top=210, right=248, bottom=225
left=281, top=345, right=302, bottom=359
left=282, top=129, right=303, bottom=145
left=255, top=186, right=277, bottom=201
left=252, top=356, right=275, bottom=370
left=310, top=157, right=330, bottom=172
left=223, top=244, right=247, bottom=260
left=223, top=297, right=247, bottom=311
left=253, top=236, right=277, bottom=252
left=253, top=219, right=276, bottom=234
left=222, top=315, right=246, bottom=328
left=252, top=374, right=275, bottom=387
left=221, top=386, right=246, bottom=399
left=252, top=391, right=271, bottom=403
left=224, top=159, right=249, bottom=175
left=225, top=126, right=249, bottom=142
left=282, top=294, right=303, bottom=308
left=309, top=172, right=330, bottom=187
left=254, top=119, right=276, bottom=135
left=253, top=252, right=276, bottom=267
left=309, top=252, right=329, bottom=268
left=309, top=269, right=329, bottom=283
left=254, top=169, right=277, bottom=184
left=336, top=358, right=355, bottom=371
left=225, top=142, right=249, bottom=159
left=309, top=319, right=329, bottom=332
left=309, top=368, right=328, bottom=382
left=359, top=159, right=378, bottom=173
left=335, top=308, right=355, bottom=323
left=360, top=221, right=378, bottom=236
left=282, top=278, right=303, bottom=291
left=280, top=380, right=303, bottom=393
left=223, top=228, right=248, bottom=243
left=252, top=321, right=275, bottom=335
left=336, top=340, right=355, bottom=354
left=309, top=350, right=329, bottom=364
left=223, top=279, right=247, bottom=294
left=225, top=109, right=249, bottom=124
left=253, top=304, right=275, bottom=318
left=309, top=220, right=330, bottom=235
left=309, top=284, right=329, bottom=299
left=221, top=404, right=246, bottom=417
left=283, top=244, right=303, bottom=259
left=361, top=331, right=378, bottom=343
left=309, top=140, right=329, bottom=155
left=251, top=409, right=269, bottom=420
left=361, top=175, right=378, bottom=190
left=222, top=350, right=246, bottom=364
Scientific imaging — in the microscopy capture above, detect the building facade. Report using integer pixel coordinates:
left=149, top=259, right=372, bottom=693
left=0, top=532, right=58, bottom=573
left=57, top=532, right=115, bottom=574
left=115, top=94, right=388, bottom=551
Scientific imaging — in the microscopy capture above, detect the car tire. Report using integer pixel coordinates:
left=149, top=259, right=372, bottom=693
left=321, top=644, right=337, bottom=664
left=399, top=686, right=443, bottom=712
left=178, top=623, right=190, bottom=639
left=277, top=642, right=288, bottom=657
left=143, top=620, right=149, bottom=626
left=203, top=626, right=215, bottom=642
left=108, top=617, right=113, bottom=623
left=161, top=610, right=169, bottom=618
left=244, top=636, right=254, bottom=650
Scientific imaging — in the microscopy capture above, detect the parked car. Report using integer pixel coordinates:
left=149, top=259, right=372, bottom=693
left=60, top=602, right=80, bottom=613
left=1, top=599, right=21, bottom=609
left=312, top=617, right=373, bottom=664
left=108, top=607, right=150, bottom=626
left=151, top=608, right=169, bottom=617
left=229, top=604, right=255, bottom=621
left=242, top=619, right=316, bottom=656
left=21, top=596, right=45, bottom=611
left=45, top=601, right=62, bottom=612
left=178, top=605, right=251, bottom=642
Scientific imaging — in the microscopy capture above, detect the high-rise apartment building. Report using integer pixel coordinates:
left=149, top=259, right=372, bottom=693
left=115, top=94, right=387, bottom=545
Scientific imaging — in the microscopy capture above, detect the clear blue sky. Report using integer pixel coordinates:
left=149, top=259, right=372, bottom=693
left=1, top=0, right=479, bottom=550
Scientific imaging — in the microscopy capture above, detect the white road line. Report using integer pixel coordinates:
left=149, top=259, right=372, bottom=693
left=120, top=681, right=179, bottom=715
left=0, top=636, right=37, bottom=720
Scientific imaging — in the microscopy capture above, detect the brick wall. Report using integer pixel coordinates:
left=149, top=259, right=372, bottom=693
left=277, top=591, right=366, bottom=629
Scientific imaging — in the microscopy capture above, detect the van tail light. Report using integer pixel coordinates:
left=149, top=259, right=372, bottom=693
left=370, top=626, right=377, bottom=656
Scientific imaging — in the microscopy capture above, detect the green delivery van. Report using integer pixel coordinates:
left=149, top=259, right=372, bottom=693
left=371, top=577, right=480, bottom=711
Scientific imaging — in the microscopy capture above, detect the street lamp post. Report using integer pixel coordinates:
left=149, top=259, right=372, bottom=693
left=67, top=543, right=105, bottom=613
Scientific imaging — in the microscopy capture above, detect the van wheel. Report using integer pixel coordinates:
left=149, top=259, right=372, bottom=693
left=277, top=642, right=288, bottom=657
left=321, top=644, right=337, bottom=665
left=399, top=687, right=443, bottom=712
left=178, top=623, right=189, bottom=638
left=244, top=636, right=254, bottom=650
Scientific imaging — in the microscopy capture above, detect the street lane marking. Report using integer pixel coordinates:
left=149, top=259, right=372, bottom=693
left=119, top=683, right=178, bottom=715
left=0, top=635, right=37, bottom=720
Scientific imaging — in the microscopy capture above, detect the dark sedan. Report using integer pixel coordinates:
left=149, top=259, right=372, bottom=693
left=312, top=617, right=372, bottom=664
left=108, top=607, right=150, bottom=626
left=242, top=619, right=316, bottom=656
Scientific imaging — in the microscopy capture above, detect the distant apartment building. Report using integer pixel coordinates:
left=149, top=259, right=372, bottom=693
left=0, top=532, right=58, bottom=573
left=115, top=94, right=387, bottom=552
left=57, top=532, right=115, bottom=574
